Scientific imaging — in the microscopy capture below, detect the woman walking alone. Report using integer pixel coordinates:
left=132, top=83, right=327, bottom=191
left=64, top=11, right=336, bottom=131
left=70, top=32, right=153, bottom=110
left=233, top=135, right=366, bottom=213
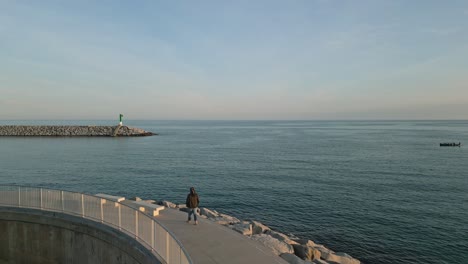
left=186, top=187, right=200, bottom=225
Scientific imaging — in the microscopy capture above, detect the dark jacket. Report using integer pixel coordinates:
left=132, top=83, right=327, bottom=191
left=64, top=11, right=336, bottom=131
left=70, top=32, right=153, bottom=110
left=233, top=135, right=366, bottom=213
left=186, top=192, right=200, bottom=208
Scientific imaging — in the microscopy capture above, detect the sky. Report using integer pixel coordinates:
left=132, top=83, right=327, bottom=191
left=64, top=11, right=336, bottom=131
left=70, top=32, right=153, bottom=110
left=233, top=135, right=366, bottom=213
left=1, top=0, right=468, bottom=120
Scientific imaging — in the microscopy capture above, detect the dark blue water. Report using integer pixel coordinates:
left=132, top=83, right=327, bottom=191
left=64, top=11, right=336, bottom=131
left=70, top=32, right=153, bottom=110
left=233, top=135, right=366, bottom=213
left=1, top=120, right=467, bottom=264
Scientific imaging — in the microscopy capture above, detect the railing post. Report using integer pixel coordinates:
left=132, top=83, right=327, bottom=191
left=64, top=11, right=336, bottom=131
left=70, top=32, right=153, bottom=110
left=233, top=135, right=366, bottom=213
left=151, top=220, right=154, bottom=251
left=40, top=188, right=43, bottom=209
left=61, top=191, right=64, bottom=212
left=118, top=204, right=122, bottom=231
left=100, top=198, right=104, bottom=223
left=60, top=191, right=65, bottom=212
left=81, top=194, right=84, bottom=217
left=135, top=211, right=139, bottom=239
left=166, top=232, right=170, bottom=263
left=18, top=186, right=21, bottom=207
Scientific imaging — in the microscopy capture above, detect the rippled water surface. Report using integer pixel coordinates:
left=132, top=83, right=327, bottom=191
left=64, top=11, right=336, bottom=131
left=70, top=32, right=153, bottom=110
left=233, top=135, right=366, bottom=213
left=1, top=120, right=467, bottom=264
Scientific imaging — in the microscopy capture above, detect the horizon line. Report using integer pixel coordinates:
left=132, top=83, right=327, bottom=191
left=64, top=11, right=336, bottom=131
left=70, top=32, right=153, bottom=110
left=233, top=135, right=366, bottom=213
left=1, top=119, right=468, bottom=122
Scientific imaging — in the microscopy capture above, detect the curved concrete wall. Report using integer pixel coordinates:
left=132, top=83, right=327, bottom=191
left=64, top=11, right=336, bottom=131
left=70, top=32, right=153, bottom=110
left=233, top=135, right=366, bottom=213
left=0, top=207, right=161, bottom=264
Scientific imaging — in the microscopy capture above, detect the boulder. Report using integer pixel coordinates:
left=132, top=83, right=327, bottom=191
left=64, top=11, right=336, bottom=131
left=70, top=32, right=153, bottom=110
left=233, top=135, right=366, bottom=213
left=143, top=199, right=157, bottom=204
left=232, top=223, right=252, bottom=236
left=162, top=201, right=177, bottom=208
left=179, top=207, right=191, bottom=213
left=314, top=244, right=334, bottom=256
left=219, top=213, right=239, bottom=220
left=311, top=248, right=321, bottom=260
left=251, top=234, right=294, bottom=255
left=212, top=215, right=240, bottom=226
left=251, top=221, right=271, bottom=235
left=313, top=259, right=330, bottom=264
left=218, top=214, right=240, bottom=223
left=214, top=220, right=231, bottom=226
left=292, top=244, right=321, bottom=261
left=177, top=204, right=187, bottom=209
left=266, top=230, right=299, bottom=245
left=267, top=230, right=289, bottom=241
left=129, top=197, right=142, bottom=201
left=294, top=239, right=317, bottom=248
left=321, top=252, right=360, bottom=264
left=200, top=207, right=218, bottom=218
left=280, top=253, right=310, bottom=264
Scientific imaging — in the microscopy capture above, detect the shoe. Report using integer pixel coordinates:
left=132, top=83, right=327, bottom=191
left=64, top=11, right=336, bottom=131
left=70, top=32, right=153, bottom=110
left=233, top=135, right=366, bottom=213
left=194, top=221, right=198, bottom=225
left=186, top=220, right=191, bottom=223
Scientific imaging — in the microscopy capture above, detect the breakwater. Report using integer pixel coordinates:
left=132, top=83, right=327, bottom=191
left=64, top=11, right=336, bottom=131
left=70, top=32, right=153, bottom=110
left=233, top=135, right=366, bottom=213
left=151, top=198, right=360, bottom=264
left=0, top=125, right=154, bottom=137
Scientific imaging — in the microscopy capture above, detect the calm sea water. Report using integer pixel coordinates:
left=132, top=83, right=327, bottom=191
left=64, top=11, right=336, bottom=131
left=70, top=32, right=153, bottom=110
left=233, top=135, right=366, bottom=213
left=0, top=120, right=467, bottom=264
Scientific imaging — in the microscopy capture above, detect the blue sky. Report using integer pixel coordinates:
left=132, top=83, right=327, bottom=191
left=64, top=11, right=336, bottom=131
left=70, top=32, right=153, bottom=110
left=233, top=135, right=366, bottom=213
left=1, top=0, right=467, bottom=120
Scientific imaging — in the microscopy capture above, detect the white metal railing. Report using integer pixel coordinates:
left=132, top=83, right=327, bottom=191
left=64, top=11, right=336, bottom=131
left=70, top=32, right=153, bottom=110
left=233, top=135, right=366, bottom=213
left=0, top=185, right=192, bottom=264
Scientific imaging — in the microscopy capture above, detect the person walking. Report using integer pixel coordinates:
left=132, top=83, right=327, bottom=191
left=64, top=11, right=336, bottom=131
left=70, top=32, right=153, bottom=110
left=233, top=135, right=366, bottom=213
left=186, top=187, right=200, bottom=225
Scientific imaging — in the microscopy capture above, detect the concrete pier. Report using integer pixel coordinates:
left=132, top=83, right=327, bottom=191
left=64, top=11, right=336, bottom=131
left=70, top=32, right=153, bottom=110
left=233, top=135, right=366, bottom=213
left=0, top=186, right=289, bottom=264
left=121, top=200, right=288, bottom=264
left=155, top=208, right=288, bottom=264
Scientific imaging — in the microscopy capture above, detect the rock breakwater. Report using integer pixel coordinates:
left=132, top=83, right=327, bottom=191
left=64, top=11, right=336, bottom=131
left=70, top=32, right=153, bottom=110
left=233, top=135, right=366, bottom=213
left=138, top=196, right=361, bottom=264
left=0, top=125, right=154, bottom=137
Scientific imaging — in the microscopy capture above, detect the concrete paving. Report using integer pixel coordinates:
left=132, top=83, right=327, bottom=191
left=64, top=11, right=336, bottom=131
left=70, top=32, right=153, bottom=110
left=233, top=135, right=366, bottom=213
left=156, top=208, right=288, bottom=264
left=121, top=201, right=288, bottom=264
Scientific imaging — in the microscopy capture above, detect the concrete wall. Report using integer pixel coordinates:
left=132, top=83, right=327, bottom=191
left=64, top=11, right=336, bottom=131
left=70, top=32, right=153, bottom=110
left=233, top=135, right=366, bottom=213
left=0, top=207, right=161, bottom=264
left=0, top=125, right=154, bottom=137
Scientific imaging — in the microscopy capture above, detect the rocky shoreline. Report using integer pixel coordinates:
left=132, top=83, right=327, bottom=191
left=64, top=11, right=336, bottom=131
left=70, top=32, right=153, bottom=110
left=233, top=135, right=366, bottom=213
left=0, top=125, right=154, bottom=137
left=135, top=197, right=360, bottom=264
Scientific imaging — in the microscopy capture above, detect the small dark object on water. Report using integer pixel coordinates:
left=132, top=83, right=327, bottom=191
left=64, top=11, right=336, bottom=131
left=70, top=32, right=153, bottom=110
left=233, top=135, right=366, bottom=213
left=440, top=142, right=461, bottom=147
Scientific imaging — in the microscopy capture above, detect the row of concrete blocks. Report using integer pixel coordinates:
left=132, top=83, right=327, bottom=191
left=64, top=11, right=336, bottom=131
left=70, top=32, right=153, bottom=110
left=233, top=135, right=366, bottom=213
left=95, top=193, right=164, bottom=216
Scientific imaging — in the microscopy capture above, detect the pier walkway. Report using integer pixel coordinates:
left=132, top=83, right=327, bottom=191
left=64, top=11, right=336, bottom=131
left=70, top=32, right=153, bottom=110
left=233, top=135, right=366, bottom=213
left=121, top=201, right=288, bottom=264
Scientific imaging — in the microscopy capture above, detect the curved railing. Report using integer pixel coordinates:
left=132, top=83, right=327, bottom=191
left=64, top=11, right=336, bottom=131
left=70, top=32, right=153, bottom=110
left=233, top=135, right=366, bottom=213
left=0, top=185, right=192, bottom=264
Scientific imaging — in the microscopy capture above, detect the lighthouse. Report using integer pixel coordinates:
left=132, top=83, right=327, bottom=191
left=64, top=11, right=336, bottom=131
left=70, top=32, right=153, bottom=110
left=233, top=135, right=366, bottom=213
left=119, top=114, right=123, bottom=126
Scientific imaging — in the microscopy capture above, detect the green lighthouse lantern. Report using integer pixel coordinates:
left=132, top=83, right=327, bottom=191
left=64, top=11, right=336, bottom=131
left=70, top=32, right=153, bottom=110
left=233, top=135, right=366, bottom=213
left=119, top=114, right=123, bottom=126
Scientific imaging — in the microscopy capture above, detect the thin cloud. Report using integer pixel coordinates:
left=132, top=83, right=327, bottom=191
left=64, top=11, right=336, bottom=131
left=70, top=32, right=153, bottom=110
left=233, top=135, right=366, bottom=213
left=422, top=27, right=460, bottom=36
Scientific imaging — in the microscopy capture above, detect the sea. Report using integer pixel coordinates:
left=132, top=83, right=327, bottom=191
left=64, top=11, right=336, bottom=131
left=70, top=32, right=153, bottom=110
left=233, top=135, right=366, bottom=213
left=0, top=120, right=467, bottom=264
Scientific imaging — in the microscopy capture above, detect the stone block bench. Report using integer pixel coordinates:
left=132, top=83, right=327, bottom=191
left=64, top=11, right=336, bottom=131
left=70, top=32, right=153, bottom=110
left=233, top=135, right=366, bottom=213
left=95, top=194, right=125, bottom=207
left=131, top=201, right=165, bottom=216
left=95, top=194, right=126, bottom=202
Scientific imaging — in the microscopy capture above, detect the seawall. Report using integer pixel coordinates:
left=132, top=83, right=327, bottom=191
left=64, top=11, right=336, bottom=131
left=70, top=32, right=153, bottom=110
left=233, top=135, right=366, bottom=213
left=0, top=125, right=154, bottom=137
left=0, top=207, right=161, bottom=264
